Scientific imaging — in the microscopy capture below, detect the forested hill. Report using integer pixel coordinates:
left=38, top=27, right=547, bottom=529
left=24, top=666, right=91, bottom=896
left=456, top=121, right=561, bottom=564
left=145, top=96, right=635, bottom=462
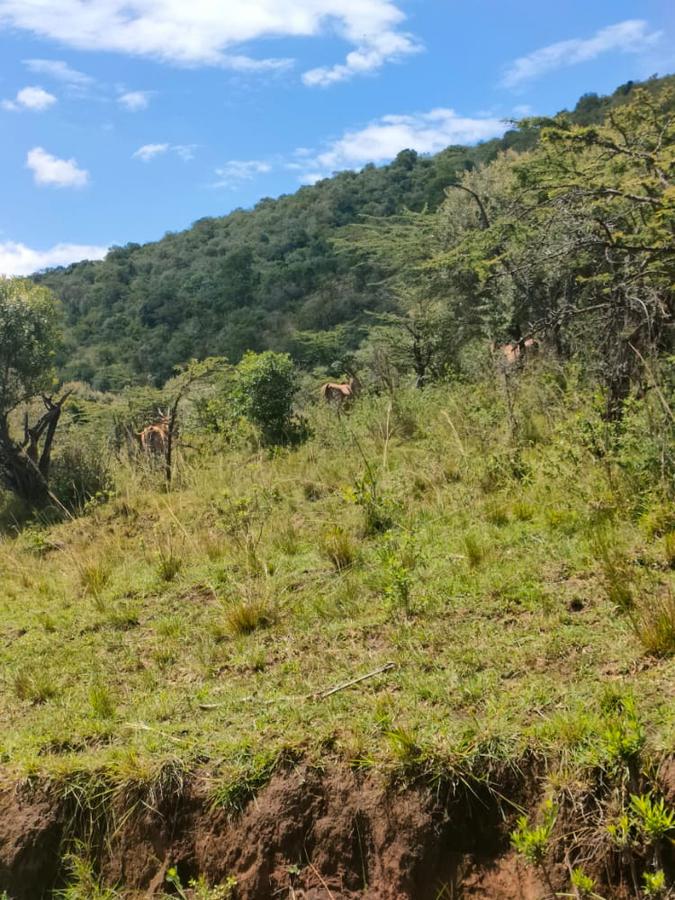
left=37, top=75, right=672, bottom=389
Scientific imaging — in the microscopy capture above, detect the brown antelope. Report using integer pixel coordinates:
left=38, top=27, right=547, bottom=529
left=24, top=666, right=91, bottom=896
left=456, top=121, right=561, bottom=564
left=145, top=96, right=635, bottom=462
left=138, top=411, right=170, bottom=455
left=320, top=375, right=360, bottom=407
left=494, top=338, right=539, bottom=366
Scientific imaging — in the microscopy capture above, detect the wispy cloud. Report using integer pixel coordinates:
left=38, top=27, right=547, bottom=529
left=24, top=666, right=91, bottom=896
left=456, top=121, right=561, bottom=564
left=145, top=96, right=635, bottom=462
left=305, top=108, right=506, bottom=177
left=2, top=85, right=57, bottom=112
left=26, top=147, right=89, bottom=188
left=502, top=20, right=661, bottom=88
left=23, top=58, right=93, bottom=85
left=212, top=107, right=506, bottom=190
left=213, top=159, right=272, bottom=188
left=133, top=143, right=169, bottom=162
left=303, top=29, right=421, bottom=87
left=118, top=90, right=153, bottom=111
left=133, top=143, right=196, bottom=162
left=0, top=240, right=107, bottom=276
left=0, top=0, right=417, bottom=85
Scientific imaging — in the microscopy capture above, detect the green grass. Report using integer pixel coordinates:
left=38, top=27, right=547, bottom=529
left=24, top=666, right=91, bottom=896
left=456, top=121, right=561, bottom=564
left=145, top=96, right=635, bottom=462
left=0, top=376, right=672, bottom=814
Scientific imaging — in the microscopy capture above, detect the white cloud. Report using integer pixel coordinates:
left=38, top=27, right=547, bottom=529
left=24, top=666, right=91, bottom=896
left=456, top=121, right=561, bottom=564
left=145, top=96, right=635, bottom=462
left=133, top=143, right=169, bottom=161
left=502, top=20, right=661, bottom=88
left=133, top=142, right=196, bottom=161
left=2, top=85, right=57, bottom=111
left=213, top=159, right=272, bottom=188
left=303, top=28, right=420, bottom=87
left=0, top=0, right=417, bottom=84
left=0, top=240, right=107, bottom=276
left=309, top=108, right=506, bottom=175
left=23, top=58, right=93, bottom=85
left=26, top=147, right=90, bottom=188
left=512, top=104, right=533, bottom=117
left=118, top=89, right=152, bottom=110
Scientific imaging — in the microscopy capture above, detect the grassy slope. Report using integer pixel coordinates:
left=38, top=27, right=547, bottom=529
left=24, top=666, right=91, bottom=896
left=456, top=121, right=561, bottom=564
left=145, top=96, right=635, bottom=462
left=0, top=365, right=673, bottom=803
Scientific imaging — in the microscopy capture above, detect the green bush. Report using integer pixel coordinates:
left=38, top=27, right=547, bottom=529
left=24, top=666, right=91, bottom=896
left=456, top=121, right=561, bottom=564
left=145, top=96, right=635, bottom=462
left=233, top=351, right=307, bottom=446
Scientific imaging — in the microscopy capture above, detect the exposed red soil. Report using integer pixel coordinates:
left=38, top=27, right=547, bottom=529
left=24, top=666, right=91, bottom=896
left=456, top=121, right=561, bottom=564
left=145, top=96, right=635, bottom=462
left=0, top=761, right=672, bottom=898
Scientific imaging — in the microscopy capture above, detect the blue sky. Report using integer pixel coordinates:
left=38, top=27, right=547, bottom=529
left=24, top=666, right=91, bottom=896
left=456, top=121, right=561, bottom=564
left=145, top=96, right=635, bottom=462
left=1, top=0, right=673, bottom=275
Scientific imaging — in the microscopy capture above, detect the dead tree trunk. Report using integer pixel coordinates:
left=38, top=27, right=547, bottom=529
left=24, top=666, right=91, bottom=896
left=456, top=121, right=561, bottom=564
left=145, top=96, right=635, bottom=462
left=0, top=393, right=70, bottom=506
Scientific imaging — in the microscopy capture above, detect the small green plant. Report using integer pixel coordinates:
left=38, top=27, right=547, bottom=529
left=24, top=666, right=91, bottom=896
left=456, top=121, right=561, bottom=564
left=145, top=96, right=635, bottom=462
left=106, top=601, right=140, bottom=630
left=642, top=870, right=667, bottom=899
left=598, top=702, right=645, bottom=778
left=570, top=867, right=601, bottom=898
left=56, top=851, right=121, bottom=899
left=511, top=800, right=558, bottom=895
left=165, top=868, right=237, bottom=900
left=629, top=793, right=675, bottom=846
left=232, top=350, right=305, bottom=446
left=382, top=556, right=413, bottom=616
left=511, top=499, right=535, bottom=521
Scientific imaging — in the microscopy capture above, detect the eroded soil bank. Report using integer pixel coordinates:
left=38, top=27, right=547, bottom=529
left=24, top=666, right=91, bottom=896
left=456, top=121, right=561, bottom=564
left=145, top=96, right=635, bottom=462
left=1, top=761, right=673, bottom=898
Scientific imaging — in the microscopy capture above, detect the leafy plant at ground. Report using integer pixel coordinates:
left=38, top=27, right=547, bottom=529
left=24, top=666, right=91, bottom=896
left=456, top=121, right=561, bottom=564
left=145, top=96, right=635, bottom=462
left=511, top=800, right=558, bottom=894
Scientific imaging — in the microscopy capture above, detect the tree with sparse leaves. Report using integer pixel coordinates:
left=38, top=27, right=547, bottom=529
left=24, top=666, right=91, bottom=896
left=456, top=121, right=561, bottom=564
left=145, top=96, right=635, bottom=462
left=0, top=277, right=66, bottom=505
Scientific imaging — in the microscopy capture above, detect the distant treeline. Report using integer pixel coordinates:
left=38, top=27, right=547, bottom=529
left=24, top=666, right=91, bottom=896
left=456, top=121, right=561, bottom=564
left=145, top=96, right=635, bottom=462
left=35, top=74, right=673, bottom=390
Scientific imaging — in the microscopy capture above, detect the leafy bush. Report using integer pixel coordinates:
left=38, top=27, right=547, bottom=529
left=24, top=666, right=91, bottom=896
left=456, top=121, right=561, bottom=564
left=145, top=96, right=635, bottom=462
left=232, top=351, right=307, bottom=446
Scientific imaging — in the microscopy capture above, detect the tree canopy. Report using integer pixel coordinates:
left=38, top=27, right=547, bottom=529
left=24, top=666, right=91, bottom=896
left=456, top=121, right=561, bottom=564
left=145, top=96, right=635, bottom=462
left=34, top=75, right=674, bottom=391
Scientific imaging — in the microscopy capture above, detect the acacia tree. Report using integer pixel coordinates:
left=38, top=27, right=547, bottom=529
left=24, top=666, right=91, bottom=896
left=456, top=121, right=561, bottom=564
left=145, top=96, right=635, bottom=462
left=430, top=86, right=674, bottom=416
left=0, top=277, right=66, bottom=506
left=342, top=211, right=461, bottom=386
left=527, top=86, right=675, bottom=415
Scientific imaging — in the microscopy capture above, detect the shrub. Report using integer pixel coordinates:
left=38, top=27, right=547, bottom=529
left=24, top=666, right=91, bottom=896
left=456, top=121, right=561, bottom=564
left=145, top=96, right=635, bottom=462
left=232, top=351, right=306, bottom=446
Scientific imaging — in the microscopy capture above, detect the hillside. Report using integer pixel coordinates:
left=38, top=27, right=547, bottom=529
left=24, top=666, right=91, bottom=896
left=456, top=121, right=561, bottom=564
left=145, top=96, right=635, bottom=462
left=1, top=376, right=674, bottom=898
left=36, top=75, right=673, bottom=390
left=0, top=72, right=673, bottom=898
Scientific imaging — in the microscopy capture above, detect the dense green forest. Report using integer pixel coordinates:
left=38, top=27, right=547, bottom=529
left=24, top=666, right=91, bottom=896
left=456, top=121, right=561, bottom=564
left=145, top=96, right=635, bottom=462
left=36, top=74, right=673, bottom=390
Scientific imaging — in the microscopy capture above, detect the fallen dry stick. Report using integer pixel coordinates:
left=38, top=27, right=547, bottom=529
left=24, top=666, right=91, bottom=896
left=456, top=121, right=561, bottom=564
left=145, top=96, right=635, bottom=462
left=313, top=662, right=396, bottom=700
left=198, top=662, right=396, bottom=710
